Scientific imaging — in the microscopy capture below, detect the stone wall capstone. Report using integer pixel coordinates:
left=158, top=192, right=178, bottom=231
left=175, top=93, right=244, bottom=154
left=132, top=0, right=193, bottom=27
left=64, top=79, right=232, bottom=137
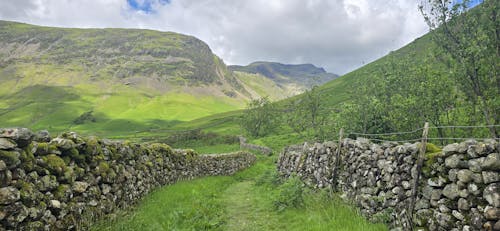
left=277, top=138, right=500, bottom=230
left=0, top=128, right=256, bottom=230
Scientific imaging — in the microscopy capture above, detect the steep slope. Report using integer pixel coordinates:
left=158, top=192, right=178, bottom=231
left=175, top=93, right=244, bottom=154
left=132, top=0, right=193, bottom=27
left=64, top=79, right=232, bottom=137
left=229, top=62, right=338, bottom=97
left=0, top=20, right=250, bottom=135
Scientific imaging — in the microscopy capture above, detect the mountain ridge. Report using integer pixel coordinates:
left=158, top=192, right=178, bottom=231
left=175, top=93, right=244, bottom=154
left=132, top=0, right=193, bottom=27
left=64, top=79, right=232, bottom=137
left=0, top=20, right=336, bottom=135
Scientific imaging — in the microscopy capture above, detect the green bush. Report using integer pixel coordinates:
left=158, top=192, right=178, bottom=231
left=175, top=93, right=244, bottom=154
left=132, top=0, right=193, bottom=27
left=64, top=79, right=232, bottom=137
left=274, top=175, right=304, bottom=212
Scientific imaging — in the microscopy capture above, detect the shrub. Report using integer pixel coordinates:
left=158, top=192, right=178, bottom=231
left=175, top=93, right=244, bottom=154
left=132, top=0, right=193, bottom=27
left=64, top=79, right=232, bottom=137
left=273, top=175, right=304, bottom=212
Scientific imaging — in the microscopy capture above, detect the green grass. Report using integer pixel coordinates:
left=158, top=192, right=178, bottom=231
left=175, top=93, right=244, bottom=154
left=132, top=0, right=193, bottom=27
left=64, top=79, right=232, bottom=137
left=92, top=155, right=388, bottom=231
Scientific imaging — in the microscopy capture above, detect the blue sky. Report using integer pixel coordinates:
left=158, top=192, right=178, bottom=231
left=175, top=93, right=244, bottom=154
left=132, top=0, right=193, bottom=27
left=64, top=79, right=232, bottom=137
left=127, top=0, right=170, bottom=13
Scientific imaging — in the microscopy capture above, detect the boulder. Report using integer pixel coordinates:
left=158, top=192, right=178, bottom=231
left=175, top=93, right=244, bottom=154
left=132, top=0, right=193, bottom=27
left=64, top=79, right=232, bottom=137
left=34, top=130, right=51, bottom=142
left=483, top=171, right=499, bottom=184
left=0, top=128, right=34, bottom=147
left=457, top=169, right=473, bottom=183
left=38, top=175, right=58, bottom=192
left=445, top=155, right=467, bottom=169
left=0, top=138, right=16, bottom=150
left=0, top=187, right=20, bottom=204
left=73, top=181, right=89, bottom=193
left=443, top=183, right=460, bottom=200
left=484, top=183, right=500, bottom=207
left=50, top=138, right=76, bottom=151
left=481, top=153, right=500, bottom=171
left=458, top=198, right=470, bottom=211
left=443, top=143, right=460, bottom=156
left=484, top=207, right=500, bottom=220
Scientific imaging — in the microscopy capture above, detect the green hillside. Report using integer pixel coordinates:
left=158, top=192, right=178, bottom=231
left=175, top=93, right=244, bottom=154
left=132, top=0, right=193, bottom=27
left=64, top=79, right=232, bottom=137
left=0, top=20, right=342, bottom=136
left=175, top=2, right=498, bottom=145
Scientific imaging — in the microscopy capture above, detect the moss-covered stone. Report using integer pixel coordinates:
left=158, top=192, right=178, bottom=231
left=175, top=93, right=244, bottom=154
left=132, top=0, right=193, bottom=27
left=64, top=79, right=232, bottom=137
left=53, top=184, right=71, bottom=201
left=96, top=162, right=110, bottom=176
left=42, top=154, right=66, bottom=175
left=34, top=142, right=60, bottom=156
left=63, top=148, right=85, bottom=164
left=62, top=166, right=76, bottom=183
left=0, top=150, right=21, bottom=169
left=19, top=149, right=35, bottom=171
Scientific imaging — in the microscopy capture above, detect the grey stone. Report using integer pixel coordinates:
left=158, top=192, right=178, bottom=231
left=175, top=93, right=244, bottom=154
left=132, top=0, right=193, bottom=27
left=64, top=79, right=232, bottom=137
left=443, top=143, right=460, bottom=156
left=0, top=160, right=5, bottom=171
left=89, top=200, right=98, bottom=206
left=484, top=207, right=500, bottom=220
left=483, top=183, right=500, bottom=207
left=467, top=144, right=486, bottom=158
left=443, top=183, right=460, bottom=200
left=459, top=189, right=469, bottom=198
left=415, top=199, right=430, bottom=210
left=483, top=171, right=499, bottom=184
left=471, top=173, right=483, bottom=184
left=73, top=181, right=89, bottom=193
left=5, top=203, right=29, bottom=225
left=50, top=137, right=76, bottom=151
left=481, top=153, right=500, bottom=171
left=0, top=138, right=16, bottom=150
left=494, top=221, right=500, bottom=231
left=452, top=210, right=465, bottom=221
left=402, top=180, right=411, bottom=190
left=428, top=176, right=447, bottom=187
left=431, top=189, right=442, bottom=201
left=449, top=169, right=458, bottom=181
left=49, top=200, right=61, bottom=209
left=35, top=130, right=51, bottom=142
left=439, top=204, right=451, bottom=213
left=0, top=187, right=20, bottom=204
left=38, top=175, right=58, bottom=192
left=457, top=169, right=473, bottom=183
left=0, top=128, right=34, bottom=147
left=446, top=154, right=468, bottom=168
left=468, top=157, right=484, bottom=172
left=436, top=212, right=454, bottom=228
left=470, top=209, right=485, bottom=229
left=468, top=183, right=480, bottom=196
left=458, top=198, right=470, bottom=211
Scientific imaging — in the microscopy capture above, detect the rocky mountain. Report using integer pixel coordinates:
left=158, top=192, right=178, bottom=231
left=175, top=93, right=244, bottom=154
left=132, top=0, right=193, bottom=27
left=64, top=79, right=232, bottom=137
left=230, top=61, right=338, bottom=96
left=0, top=20, right=335, bottom=135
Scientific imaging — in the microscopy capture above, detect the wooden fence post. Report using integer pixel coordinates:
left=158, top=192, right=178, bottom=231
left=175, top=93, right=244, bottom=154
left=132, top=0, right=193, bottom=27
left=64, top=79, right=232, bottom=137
left=408, top=122, right=429, bottom=230
left=331, top=128, right=344, bottom=191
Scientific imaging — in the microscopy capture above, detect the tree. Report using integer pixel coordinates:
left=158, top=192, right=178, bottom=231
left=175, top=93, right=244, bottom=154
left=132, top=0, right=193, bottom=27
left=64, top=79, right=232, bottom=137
left=419, top=0, right=499, bottom=137
left=285, top=87, right=328, bottom=139
left=240, top=97, right=276, bottom=137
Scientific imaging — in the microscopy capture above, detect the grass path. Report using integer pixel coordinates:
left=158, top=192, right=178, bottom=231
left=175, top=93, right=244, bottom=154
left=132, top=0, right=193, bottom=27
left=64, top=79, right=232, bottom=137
left=92, top=157, right=388, bottom=231
left=223, top=181, right=280, bottom=231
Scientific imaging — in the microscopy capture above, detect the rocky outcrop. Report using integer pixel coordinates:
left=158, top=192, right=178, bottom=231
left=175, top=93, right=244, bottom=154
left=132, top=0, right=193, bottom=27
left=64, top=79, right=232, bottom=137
left=278, top=138, right=500, bottom=230
left=0, top=128, right=256, bottom=230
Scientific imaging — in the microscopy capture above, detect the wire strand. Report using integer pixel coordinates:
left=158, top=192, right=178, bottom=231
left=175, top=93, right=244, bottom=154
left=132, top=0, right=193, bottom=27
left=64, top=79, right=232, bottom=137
left=347, top=127, right=424, bottom=136
left=428, top=125, right=500, bottom=129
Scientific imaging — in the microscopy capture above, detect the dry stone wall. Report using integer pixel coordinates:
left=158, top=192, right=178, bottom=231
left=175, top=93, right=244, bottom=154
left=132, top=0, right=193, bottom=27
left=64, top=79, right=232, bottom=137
left=278, top=138, right=500, bottom=230
left=0, top=128, right=256, bottom=230
left=239, top=136, right=272, bottom=156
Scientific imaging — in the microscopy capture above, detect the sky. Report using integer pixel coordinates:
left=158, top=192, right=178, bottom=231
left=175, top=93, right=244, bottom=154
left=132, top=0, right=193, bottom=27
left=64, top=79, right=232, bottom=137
left=0, top=0, right=455, bottom=75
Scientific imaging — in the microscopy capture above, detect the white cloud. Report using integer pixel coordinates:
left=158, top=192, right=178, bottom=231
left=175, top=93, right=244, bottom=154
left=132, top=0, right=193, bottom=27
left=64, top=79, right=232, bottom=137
left=0, top=0, right=428, bottom=74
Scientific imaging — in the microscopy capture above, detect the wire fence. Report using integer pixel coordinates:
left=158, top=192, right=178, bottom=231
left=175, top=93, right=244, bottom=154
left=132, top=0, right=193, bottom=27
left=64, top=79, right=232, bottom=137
left=344, top=124, right=500, bottom=144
